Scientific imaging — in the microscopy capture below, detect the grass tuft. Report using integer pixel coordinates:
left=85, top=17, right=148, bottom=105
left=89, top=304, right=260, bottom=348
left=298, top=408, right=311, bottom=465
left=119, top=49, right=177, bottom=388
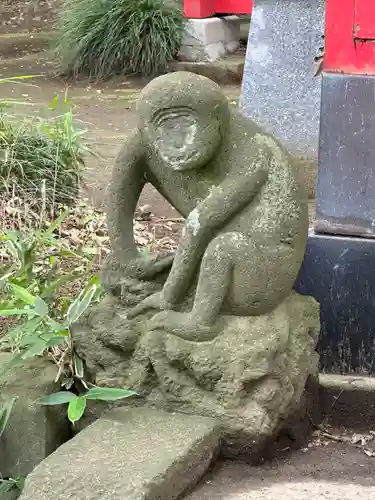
left=0, top=105, right=89, bottom=210
left=55, top=0, right=186, bottom=80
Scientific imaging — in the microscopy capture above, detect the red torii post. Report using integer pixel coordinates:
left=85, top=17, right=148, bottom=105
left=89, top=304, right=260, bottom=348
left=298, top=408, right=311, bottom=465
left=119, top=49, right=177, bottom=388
left=183, top=0, right=252, bottom=18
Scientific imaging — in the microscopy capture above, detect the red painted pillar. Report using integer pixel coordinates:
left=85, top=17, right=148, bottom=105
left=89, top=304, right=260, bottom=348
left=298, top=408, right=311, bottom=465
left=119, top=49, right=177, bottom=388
left=324, top=0, right=375, bottom=74
left=184, top=0, right=252, bottom=18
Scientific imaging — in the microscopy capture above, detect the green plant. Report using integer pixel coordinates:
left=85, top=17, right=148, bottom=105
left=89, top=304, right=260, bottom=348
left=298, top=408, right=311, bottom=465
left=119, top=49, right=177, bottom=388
left=55, top=0, right=186, bottom=80
left=0, top=397, right=15, bottom=438
left=40, top=387, right=137, bottom=424
left=0, top=273, right=103, bottom=376
left=0, top=477, right=22, bottom=497
left=0, top=93, right=90, bottom=208
left=0, top=399, right=21, bottom=495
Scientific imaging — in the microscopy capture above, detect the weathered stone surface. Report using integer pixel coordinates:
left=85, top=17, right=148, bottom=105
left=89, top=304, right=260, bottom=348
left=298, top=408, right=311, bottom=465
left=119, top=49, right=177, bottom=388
left=19, top=407, right=219, bottom=500
left=241, top=0, right=325, bottom=199
left=0, top=353, right=71, bottom=478
left=74, top=71, right=320, bottom=460
left=73, top=292, right=320, bottom=458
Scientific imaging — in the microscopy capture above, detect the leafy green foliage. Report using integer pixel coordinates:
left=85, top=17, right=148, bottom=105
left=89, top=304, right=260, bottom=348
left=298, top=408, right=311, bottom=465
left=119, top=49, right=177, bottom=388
left=0, top=211, right=104, bottom=376
left=0, top=397, right=15, bottom=438
left=41, top=387, right=137, bottom=424
left=0, top=93, right=90, bottom=208
left=55, top=0, right=186, bottom=80
left=0, top=213, right=136, bottom=426
left=0, top=274, right=102, bottom=378
left=0, top=477, right=22, bottom=496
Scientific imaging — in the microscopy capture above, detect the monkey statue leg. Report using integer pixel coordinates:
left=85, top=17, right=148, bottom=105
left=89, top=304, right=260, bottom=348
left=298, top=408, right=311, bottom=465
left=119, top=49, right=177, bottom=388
left=148, top=232, right=258, bottom=340
left=148, top=230, right=294, bottom=340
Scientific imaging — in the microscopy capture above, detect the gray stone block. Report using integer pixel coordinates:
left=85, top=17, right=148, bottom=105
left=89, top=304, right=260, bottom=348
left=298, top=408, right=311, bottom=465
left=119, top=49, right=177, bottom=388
left=240, top=0, right=325, bottom=198
left=19, top=407, right=219, bottom=500
left=0, top=354, right=71, bottom=478
left=180, top=16, right=240, bottom=62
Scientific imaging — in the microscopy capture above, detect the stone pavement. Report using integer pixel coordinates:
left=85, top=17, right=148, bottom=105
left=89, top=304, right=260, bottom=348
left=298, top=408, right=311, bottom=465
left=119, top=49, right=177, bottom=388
left=187, top=443, right=375, bottom=500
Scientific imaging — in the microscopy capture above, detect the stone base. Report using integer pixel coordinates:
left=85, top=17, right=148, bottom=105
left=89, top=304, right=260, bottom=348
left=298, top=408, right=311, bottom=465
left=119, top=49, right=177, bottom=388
left=295, top=231, right=375, bottom=374
left=19, top=407, right=219, bottom=500
left=73, top=292, right=321, bottom=460
left=179, top=16, right=240, bottom=62
left=0, top=354, right=71, bottom=478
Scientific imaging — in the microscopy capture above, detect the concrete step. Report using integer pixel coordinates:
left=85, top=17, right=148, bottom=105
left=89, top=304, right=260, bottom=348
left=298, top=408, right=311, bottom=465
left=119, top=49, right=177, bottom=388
left=19, top=407, right=219, bottom=500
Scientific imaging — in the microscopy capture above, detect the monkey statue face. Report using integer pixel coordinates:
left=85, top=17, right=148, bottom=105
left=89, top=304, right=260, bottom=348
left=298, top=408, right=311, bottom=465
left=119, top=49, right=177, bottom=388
left=136, top=72, right=230, bottom=172
left=144, top=106, right=222, bottom=171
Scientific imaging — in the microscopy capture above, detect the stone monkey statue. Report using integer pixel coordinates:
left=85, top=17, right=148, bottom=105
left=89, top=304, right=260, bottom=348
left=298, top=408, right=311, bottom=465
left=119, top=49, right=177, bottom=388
left=103, top=71, right=308, bottom=340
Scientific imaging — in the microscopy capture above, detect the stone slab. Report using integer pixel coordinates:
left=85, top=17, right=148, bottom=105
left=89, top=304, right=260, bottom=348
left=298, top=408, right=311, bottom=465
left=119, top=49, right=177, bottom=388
left=180, top=16, right=240, bottom=62
left=19, top=407, right=219, bottom=500
left=294, top=231, right=375, bottom=374
left=240, top=0, right=325, bottom=198
left=315, top=73, right=375, bottom=238
left=0, top=353, right=71, bottom=478
left=182, top=16, right=240, bottom=46
left=170, top=56, right=244, bottom=84
left=187, top=444, right=375, bottom=500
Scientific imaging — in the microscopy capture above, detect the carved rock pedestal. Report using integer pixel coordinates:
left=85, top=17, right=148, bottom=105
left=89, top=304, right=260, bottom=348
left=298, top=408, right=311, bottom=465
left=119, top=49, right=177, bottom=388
left=73, top=291, right=320, bottom=461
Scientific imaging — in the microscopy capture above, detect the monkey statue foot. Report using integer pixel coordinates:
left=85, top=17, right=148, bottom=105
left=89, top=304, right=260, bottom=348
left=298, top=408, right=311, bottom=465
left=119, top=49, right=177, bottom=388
left=147, top=310, right=218, bottom=342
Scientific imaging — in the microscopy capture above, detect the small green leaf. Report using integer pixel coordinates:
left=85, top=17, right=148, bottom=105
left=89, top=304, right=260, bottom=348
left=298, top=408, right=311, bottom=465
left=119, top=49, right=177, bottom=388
left=0, top=479, right=16, bottom=495
left=40, top=391, right=77, bottom=406
left=44, top=211, right=67, bottom=236
left=0, top=309, right=33, bottom=317
left=21, top=338, right=48, bottom=358
left=85, top=387, right=137, bottom=401
left=0, top=398, right=16, bottom=437
left=34, top=296, right=49, bottom=317
left=0, top=352, right=24, bottom=378
left=73, top=352, right=85, bottom=379
left=45, top=336, right=68, bottom=348
left=67, top=283, right=97, bottom=326
left=68, top=397, right=86, bottom=424
left=48, top=94, right=59, bottom=110
left=10, top=284, right=36, bottom=306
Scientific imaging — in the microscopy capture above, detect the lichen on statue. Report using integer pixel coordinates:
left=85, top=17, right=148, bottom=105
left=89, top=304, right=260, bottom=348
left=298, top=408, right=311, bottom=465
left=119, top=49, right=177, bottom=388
left=74, top=72, right=321, bottom=460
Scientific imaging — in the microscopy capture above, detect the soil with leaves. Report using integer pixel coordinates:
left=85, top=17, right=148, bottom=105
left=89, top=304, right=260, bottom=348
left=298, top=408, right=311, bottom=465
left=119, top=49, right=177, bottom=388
left=0, top=0, right=60, bottom=35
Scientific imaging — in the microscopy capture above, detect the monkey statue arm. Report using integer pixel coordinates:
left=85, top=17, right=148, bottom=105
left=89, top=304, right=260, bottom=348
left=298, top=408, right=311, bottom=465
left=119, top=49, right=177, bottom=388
left=126, top=156, right=269, bottom=319
left=106, top=130, right=173, bottom=283
left=162, top=160, right=269, bottom=306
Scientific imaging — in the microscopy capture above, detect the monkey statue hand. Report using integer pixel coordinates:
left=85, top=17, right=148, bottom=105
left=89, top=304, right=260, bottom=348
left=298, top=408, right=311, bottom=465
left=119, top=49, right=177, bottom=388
left=126, top=291, right=173, bottom=319
left=125, top=253, right=174, bottom=280
left=100, top=252, right=174, bottom=298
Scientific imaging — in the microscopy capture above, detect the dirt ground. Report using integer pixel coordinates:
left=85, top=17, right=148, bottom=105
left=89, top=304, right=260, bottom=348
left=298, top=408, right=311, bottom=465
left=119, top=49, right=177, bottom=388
left=188, top=443, right=375, bottom=499
left=0, top=0, right=60, bottom=34
left=0, top=53, right=242, bottom=219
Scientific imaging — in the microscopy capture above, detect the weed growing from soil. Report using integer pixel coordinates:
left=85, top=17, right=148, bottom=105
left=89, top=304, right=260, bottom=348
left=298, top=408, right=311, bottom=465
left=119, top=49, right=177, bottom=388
left=0, top=93, right=90, bottom=209
left=55, top=0, right=186, bottom=80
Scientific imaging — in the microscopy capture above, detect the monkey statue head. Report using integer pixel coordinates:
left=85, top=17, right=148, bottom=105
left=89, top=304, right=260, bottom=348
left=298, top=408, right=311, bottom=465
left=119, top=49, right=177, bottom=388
left=136, top=72, right=231, bottom=172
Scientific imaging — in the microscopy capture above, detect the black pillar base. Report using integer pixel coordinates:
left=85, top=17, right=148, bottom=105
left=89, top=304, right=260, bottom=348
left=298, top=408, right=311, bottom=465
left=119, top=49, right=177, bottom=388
left=295, top=232, right=375, bottom=374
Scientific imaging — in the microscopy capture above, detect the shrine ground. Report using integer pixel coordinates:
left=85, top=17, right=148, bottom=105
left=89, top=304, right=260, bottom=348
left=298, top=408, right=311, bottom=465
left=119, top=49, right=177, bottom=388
left=0, top=1, right=372, bottom=492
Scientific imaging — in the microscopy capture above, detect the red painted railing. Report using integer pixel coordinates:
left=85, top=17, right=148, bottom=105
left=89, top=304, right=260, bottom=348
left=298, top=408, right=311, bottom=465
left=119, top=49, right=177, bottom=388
left=184, top=0, right=252, bottom=18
